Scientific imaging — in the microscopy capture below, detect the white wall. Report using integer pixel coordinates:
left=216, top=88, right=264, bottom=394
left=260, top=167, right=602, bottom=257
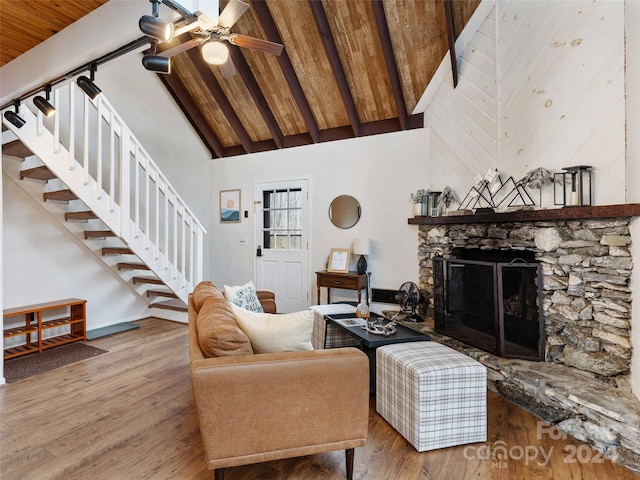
left=2, top=174, right=149, bottom=329
left=208, top=129, right=430, bottom=306
left=426, top=0, right=625, bottom=207
left=423, top=0, right=638, bottom=398
left=626, top=0, right=640, bottom=399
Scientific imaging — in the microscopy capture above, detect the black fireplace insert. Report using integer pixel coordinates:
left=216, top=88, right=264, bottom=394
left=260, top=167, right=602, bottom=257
left=433, top=249, right=544, bottom=361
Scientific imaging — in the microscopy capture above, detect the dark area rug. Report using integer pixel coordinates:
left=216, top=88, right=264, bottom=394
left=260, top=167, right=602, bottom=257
left=4, top=343, right=107, bottom=383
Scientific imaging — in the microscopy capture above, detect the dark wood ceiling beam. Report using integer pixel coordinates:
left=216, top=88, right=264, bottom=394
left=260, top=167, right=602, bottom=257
left=228, top=47, right=284, bottom=149
left=371, top=0, right=408, bottom=130
left=157, top=72, right=223, bottom=158
left=251, top=0, right=320, bottom=144
left=219, top=114, right=425, bottom=156
left=308, top=0, right=360, bottom=137
left=444, top=0, right=459, bottom=88
left=186, top=48, right=254, bottom=154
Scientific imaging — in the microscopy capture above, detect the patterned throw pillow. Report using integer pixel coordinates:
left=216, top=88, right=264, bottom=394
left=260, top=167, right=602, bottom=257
left=224, top=281, right=264, bottom=313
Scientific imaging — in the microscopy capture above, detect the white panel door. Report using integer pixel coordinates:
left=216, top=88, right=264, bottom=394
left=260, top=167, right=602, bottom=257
left=255, top=179, right=309, bottom=313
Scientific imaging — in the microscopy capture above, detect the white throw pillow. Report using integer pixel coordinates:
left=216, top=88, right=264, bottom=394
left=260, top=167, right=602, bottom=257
left=230, top=303, right=314, bottom=353
left=224, top=281, right=264, bottom=313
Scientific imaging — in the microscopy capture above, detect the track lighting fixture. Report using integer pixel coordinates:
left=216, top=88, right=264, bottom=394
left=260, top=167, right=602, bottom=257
left=142, top=44, right=171, bottom=74
left=77, top=65, right=102, bottom=100
left=4, top=101, right=26, bottom=129
left=202, top=41, right=229, bottom=65
left=139, top=0, right=174, bottom=43
left=33, top=85, right=56, bottom=117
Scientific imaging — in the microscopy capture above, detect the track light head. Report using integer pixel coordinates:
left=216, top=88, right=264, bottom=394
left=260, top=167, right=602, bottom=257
left=4, top=101, right=26, bottom=129
left=77, top=75, right=102, bottom=100
left=33, top=95, right=56, bottom=117
left=142, top=54, right=171, bottom=74
left=202, top=41, right=229, bottom=65
left=4, top=110, right=26, bottom=129
left=139, top=15, right=174, bottom=43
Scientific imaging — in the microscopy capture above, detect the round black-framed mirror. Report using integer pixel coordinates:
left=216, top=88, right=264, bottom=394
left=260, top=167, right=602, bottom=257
left=329, top=195, right=361, bottom=229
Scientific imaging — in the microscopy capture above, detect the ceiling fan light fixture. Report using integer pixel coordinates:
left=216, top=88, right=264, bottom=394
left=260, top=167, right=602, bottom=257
left=202, top=41, right=229, bottom=65
left=142, top=54, right=171, bottom=74
left=139, top=15, right=174, bottom=43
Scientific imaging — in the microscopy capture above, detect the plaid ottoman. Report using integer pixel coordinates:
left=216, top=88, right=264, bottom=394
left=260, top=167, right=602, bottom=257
left=376, top=341, right=487, bottom=452
left=310, top=305, right=359, bottom=349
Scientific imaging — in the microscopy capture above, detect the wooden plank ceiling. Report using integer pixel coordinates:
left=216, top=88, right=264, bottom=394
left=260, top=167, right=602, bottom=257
left=1, top=0, right=480, bottom=159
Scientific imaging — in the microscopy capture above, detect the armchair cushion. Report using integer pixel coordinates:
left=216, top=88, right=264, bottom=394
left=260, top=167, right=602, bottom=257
left=197, top=295, right=254, bottom=358
left=224, top=281, right=264, bottom=312
left=231, top=304, right=314, bottom=353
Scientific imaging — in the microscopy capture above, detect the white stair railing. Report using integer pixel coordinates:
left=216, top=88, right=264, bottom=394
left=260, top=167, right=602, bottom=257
left=2, top=81, right=206, bottom=303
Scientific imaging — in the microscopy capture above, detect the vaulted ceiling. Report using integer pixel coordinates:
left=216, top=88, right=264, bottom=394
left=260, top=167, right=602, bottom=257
left=1, top=0, right=480, bottom=159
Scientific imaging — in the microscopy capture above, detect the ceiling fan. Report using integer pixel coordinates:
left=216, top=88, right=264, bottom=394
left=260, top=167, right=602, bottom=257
left=140, top=0, right=283, bottom=77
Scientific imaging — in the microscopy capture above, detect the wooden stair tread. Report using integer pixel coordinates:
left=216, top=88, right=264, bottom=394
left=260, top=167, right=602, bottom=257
left=20, top=165, right=56, bottom=181
left=146, top=289, right=177, bottom=299
left=150, top=299, right=187, bottom=312
left=84, top=230, right=116, bottom=239
left=132, top=276, right=164, bottom=285
left=102, top=247, right=134, bottom=256
left=43, top=189, right=77, bottom=202
left=65, top=211, right=98, bottom=222
left=3, top=140, right=32, bottom=158
left=117, top=262, right=150, bottom=271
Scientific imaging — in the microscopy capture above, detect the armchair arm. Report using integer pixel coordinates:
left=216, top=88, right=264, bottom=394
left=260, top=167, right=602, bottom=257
left=191, top=347, right=369, bottom=470
left=256, top=289, right=276, bottom=313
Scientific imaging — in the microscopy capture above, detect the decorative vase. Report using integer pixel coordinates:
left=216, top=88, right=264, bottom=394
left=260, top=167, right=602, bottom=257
left=413, top=203, right=422, bottom=216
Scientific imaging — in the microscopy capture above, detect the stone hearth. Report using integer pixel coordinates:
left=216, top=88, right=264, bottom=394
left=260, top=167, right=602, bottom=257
left=410, top=210, right=640, bottom=473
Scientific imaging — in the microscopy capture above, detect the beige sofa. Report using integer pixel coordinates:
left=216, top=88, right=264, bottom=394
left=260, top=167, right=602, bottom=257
left=188, top=282, right=370, bottom=480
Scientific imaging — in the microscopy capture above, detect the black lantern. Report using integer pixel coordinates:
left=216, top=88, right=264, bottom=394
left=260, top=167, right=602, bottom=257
left=425, top=191, right=442, bottom=216
left=554, top=165, right=592, bottom=207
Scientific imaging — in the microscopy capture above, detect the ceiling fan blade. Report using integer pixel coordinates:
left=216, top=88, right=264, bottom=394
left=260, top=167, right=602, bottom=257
left=218, top=0, right=249, bottom=28
left=219, top=58, right=237, bottom=78
left=228, top=34, right=284, bottom=56
left=158, top=38, right=206, bottom=58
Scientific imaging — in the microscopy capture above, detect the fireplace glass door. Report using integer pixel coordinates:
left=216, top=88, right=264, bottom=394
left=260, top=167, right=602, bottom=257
left=433, top=257, right=544, bottom=361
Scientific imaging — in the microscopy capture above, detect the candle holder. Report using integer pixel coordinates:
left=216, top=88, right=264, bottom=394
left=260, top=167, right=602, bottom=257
left=554, top=165, right=592, bottom=207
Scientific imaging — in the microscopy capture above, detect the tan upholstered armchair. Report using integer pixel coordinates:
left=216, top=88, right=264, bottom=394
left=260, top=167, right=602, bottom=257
left=188, top=285, right=370, bottom=480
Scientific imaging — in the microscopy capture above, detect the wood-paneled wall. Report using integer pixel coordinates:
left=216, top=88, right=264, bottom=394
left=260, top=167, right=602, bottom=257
left=423, top=0, right=625, bottom=206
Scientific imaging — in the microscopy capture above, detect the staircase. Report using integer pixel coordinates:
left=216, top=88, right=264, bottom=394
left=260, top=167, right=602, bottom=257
left=1, top=82, right=206, bottom=313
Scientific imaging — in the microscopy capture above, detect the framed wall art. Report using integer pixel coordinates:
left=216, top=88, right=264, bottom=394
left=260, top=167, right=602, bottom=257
left=327, top=248, right=351, bottom=273
left=220, top=189, right=241, bottom=223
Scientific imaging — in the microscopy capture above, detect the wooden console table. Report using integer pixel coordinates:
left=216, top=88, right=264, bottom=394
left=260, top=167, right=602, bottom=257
left=316, top=271, right=369, bottom=305
left=3, top=298, right=87, bottom=359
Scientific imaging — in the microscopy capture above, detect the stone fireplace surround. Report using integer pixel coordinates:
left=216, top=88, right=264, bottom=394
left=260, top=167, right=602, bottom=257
left=410, top=205, right=640, bottom=473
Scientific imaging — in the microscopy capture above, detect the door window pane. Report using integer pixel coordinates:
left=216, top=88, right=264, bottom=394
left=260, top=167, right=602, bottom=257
left=262, top=188, right=303, bottom=251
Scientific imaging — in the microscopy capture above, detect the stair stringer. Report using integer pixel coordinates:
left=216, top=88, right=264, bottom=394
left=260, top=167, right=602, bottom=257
left=1, top=152, right=174, bottom=309
left=2, top=98, right=204, bottom=306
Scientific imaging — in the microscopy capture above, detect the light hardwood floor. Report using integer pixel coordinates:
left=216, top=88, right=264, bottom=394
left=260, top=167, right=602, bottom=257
left=0, top=318, right=636, bottom=480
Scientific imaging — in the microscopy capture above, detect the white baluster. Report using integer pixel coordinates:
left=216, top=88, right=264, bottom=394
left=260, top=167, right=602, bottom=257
left=109, top=112, right=115, bottom=213
left=144, top=159, right=150, bottom=250
left=68, top=85, right=75, bottom=170
left=82, top=94, right=89, bottom=185
left=96, top=100, right=102, bottom=200
left=53, top=88, right=60, bottom=154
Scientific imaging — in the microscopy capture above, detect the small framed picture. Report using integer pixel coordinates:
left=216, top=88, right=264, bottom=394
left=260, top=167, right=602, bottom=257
left=431, top=208, right=441, bottom=217
left=328, top=248, right=351, bottom=273
left=220, top=189, right=241, bottom=223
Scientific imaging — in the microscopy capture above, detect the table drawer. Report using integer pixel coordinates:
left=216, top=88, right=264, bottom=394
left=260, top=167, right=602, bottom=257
left=319, top=274, right=359, bottom=289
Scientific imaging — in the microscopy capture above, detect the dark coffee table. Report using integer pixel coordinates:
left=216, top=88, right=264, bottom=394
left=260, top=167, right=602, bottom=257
left=325, top=313, right=431, bottom=393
